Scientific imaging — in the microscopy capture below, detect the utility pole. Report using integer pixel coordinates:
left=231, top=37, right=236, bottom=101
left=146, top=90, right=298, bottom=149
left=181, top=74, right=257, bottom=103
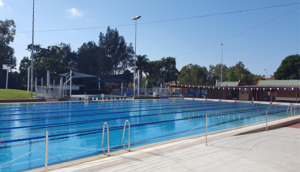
left=30, top=0, right=35, bottom=99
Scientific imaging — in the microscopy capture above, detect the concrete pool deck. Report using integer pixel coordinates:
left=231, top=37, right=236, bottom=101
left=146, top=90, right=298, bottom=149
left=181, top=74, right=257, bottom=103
left=40, top=115, right=300, bottom=172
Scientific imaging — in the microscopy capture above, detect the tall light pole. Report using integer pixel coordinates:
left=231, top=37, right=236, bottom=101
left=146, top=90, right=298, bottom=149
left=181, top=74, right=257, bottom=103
left=131, top=15, right=141, bottom=97
left=219, top=43, right=223, bottom=83
left=27, top=66, right=30, bottom=93
left=5, top=67, right=9, bottom=89
left=30, top=0, right=35, bottom=99
left=264, top=69, right=268, bottom=78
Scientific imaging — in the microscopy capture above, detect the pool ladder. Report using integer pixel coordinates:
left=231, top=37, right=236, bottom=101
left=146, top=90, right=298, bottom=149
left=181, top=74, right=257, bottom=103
left=101, top=120, right=131, bottom=156
left=102, top=122, right=110, bottom=156
left=122, top=120, right=131, bottom=152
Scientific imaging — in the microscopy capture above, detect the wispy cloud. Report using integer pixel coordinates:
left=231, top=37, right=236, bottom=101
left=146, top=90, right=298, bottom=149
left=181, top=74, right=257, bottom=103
left=66, top=8, right=82, bottom=19
left=0, top=0, right=5, bottom=7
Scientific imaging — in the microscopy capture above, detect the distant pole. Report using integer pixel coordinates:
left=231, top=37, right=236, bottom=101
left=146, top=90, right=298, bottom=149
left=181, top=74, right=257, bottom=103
left=5, top=67, right=9, bottom=89
left=131, top=15, right=141, bottom=97
left=70, top=70, right=72, bottom=96
left=98, top=78, right=100, bottom=91
left=266, top=109, right=268, bottom=131
left=219, top=43, right=223, bottom=83
left=137, top=70, right=140, bottom=97
left=30, top=0, right=35, bottom=99
left=205, top=113, right=208, bottom=146
left=35, top=77, right=37, bottom=96
left=27, top=66, right=30, bottom=93
left=264, top=69, right=268, bottom=78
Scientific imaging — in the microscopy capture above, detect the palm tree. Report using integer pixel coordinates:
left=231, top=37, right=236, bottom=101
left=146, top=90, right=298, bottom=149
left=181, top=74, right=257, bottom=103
left=135, top=55, right=149, bottom=88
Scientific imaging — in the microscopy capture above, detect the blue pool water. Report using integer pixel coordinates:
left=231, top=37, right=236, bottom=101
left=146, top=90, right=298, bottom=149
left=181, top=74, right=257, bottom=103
left=0, top=99, right=297, bottom=172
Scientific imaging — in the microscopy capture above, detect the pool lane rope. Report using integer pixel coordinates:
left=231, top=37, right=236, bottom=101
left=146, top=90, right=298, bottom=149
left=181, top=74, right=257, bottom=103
left=0, top=103, right=268, bottom=122
left=0, top=100, right=213, bottom=114
left=0, top=106, right=287, bottom=144
left=0, top=101, right=218, bottom=116
left=0, top=104, right=275, bottom=130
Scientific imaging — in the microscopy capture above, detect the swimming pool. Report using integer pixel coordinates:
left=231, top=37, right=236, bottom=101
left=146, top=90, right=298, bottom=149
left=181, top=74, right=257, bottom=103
left=0, top=99, right=297, bottom=172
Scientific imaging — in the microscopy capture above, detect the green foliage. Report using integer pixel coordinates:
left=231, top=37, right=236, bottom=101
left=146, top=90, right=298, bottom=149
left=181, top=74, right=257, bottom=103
left=0, top=19, right=17, bottom=88
left=21, top=43, right=76, bottom=83
left=0, top=89, right=36, bottom=99
left=99, top=27, right=134, bottom=74
left=178, top=64, right=208, bottom=85
left=253, top=75, right=265, bottom=84
left=148, top=57, right=179, bottom=86
left=0, top=19, right=16, bottom=69
left=207, top=64, right=228, bottom=84
left=77, top=41, right=111, bottom=75
left=224, top=61, right=254, bottom=85
left=136, top=55, right=149, bottom=88
left=274, top=54, right=300, bottom=79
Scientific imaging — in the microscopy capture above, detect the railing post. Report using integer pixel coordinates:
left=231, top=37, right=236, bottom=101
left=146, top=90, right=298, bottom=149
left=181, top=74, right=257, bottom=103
left=122, top=120, right=131, bottom=151
left=102, top=122, right=110, bottom=156
left=205, top=113, right=208, bottom=146
left=45, top=130, right=48, bottom=172
left=266, top=110, right=268, bottom=131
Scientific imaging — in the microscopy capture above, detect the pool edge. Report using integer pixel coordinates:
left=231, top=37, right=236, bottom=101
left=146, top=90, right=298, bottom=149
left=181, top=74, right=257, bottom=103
left=25, top=114, right=300, bottom=172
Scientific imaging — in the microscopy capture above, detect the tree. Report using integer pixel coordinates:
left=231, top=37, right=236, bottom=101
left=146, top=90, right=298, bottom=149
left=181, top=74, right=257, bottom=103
left=253, top=75, right=264, bottom=84
left=207, top=64, right=228, bottom=84
left=21, top=43, right=78, bottom=84
left=223, top=61, right=254, bottom=85
left=0, top=19, right=17, bottom=70
left=136, top=55, right=149, bottom=87
left=178, top=64, right=208, bottom=85
left=274, top=54, right=300, bottom=79
left=18, top=56, right=31, bottom=85
left=98, top=27, right=134, bottom=75
left=59, top=43, right=77, bottom=71
left=148, top=57, right=179, bottom=86
left=0, top=19, right=17, bottom=88
left=77, top=41, right=112, bottom=75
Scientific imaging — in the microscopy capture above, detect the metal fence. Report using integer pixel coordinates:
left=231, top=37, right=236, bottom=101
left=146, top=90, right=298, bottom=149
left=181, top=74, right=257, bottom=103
left=111, top=87, right=172, bottom=97
left=35, top=86, right=62, bottom=99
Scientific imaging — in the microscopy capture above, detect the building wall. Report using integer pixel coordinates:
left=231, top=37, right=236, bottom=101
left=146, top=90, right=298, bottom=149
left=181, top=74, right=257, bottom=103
left=240, top=90, right=249, bottom=101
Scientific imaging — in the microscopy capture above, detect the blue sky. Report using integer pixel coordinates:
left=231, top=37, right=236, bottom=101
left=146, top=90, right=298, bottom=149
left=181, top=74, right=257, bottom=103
left=0, top=0, right=299, bottom=77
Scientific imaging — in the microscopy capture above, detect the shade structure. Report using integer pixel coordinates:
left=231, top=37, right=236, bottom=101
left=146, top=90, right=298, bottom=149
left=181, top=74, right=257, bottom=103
left=88, top=79, right=124, bottom=83
left=58, top=72, right=97, bottom=79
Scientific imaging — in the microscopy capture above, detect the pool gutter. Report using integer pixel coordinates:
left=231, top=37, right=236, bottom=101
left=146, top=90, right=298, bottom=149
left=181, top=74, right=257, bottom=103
left=26, top=114, right=300, bottom=172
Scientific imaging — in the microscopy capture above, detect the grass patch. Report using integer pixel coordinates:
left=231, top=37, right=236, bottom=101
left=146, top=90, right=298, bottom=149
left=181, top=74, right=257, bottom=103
left=0, top=89, right=36, bottom=99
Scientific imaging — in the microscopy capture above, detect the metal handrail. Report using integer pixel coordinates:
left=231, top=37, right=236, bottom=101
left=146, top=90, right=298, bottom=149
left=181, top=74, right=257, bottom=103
left=45, top=130, right=49, bottom=172
left=287, top=105, right=290, bottom=112
left=122, top=120, right=131, bottom=151
left=102, top=122, right=110, bottom=156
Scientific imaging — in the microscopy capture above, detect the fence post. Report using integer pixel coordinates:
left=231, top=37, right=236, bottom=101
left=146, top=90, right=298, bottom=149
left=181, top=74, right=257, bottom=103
left=205, top=113, right=208, bottom=146
left=45, top=130, right=48, bottom=172
left=266, top=110, right=268, bottom=131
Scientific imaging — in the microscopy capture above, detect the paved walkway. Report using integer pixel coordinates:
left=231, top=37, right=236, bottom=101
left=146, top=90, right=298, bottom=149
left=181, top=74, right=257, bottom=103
left=52, top=122, right=300, bottom=172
